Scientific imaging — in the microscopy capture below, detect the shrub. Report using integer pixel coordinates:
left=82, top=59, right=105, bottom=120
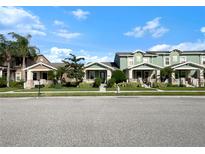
left=63, top=82, right=78, bottom=87
left=10, top=81, right=24, bottom=88
left=152, top=82, right=167, bottom=88
left=79, top=82, right=93, bottom=88
left=111, top=70, right=127, bottom=84
left=93, top=78, right=101, bottom=88
left=0, top=77, right=7, bottom=88
left=35, top=84, right=45, bottom=88
left=125, top=82, right=142, bottom=88
left=107, top=78, right=116, bottom=88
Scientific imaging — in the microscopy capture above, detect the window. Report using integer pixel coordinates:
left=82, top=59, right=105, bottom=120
left=42, top=72, right=47, bottom=80
left=33, top=72, right=37, bottom=80
left=201, top=56, right=205, bottom=65
left=143, top=57, right=149, bottom=63
left=164, top=57, right=170, bottom=66
left=180, top=56, right=187, bottom=63
left=128, top=57, right=134, bottom=66
left=88, top=71, right=95, bottom=79
left=15, top=72, right=21, bottom=81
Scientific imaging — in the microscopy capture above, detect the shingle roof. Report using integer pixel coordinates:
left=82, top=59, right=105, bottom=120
left=51, top=63, right=65, bottom=68
left=101, top=62, right=118, bottom=69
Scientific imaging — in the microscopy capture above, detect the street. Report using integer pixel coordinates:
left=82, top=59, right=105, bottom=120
left=0, top=96, right=205, bottom=146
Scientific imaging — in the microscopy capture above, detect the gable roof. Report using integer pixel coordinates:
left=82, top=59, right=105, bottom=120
left=171, top=62, right=205, bottom=70
left=127, top=62, right=162, bottom=70
left=24, top=62, right=57, bottom=70
left=84, top=62, right=116, bottom=70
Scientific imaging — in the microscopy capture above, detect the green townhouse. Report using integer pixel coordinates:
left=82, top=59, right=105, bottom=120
left=84, top=50, right=205, bottom=87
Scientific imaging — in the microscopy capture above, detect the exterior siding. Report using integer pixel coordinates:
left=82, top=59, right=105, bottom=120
left=119, top=57, right=128, bottom=70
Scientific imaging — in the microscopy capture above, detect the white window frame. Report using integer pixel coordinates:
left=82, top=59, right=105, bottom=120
left=143, top=57, right=150, bottom=63
left=128, top=57, right=134, bottom=67
left=201, top=56, right=205, bottom=65
left=164, top=56, right=170, bottom=66
left=180, top=56, right=187, bottom=63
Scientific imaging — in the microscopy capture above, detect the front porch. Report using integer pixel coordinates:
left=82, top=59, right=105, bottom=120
left=171, top=62, right=205, bottom=87
left=24, top=62, right=57, bottom=89
left=83, top=62, right=115, bottom=83
left=126, top=63, right=161, bottom=86
left=84, top=70, right=108, bottom=83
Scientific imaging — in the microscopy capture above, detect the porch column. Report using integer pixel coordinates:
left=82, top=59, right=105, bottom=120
left=156, top=70, right=160, bottom=82
left=25, top=70, right=33, bottom=89
left=83, top=70, right=87, bottom=81
left=107, top=70, right=112, bottom=80
left=0, top=69, right=2, bottom=78
left=129, top=69, right=132, bottom=82
left=199, top=69, right=204, bottom=87
left=171, top=72, right=175, bottom=84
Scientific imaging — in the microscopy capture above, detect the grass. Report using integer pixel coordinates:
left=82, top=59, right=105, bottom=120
left=1, top=91, right=205, bottom=97
left=0, top=87, right=20, bottom=92
left=106, top=87, right=156, bottom=91
left=159, top=87, right=205, bottom=91
left=14, top=87, right=99, bottom=92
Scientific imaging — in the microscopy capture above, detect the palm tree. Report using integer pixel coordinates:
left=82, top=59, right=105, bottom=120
left=0, top=34, right=17, bottom=87
left=8, top=32, right=39, bottom=81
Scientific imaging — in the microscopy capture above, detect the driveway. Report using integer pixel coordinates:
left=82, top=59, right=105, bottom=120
left=0, top=96, right=205, bottom=146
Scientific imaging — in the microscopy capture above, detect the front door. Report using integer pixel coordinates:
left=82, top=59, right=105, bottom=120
left=143, top=71, right=149, bottom=83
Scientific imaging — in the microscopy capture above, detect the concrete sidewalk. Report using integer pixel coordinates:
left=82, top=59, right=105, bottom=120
left=1, top=90, right=205, bottom=94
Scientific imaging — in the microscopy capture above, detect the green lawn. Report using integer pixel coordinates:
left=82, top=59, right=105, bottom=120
left=106, top=87, right=156, bottom=91
left=159, top=87, right=205, bottom=91
left=15, top=87, right=99, bottom=92
left=0, top=87, right=20, bottom=92
left=0, top=91, right=205, bottom=97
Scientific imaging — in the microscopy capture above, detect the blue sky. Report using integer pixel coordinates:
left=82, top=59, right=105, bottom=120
left=0, top=6, right=205, bottom=62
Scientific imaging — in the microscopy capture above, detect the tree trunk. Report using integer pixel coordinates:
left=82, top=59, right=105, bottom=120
left=6, top=61, right=10, bottom=87
left=22, top=56, right=26, bottom=81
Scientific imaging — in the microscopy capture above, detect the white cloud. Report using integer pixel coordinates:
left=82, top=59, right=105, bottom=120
left=0, top=6, right=46, bottom=36
left=53, top=20, right=65, bottom=26
left=45, top=47, right=72, bottom=62
left=201, top=27, right=205, bottom=33
left=71, top=9, right=90, bottom=20
left=149, top=40, right=205, bottom=51
left=124, top=17, right=169, bottom=38
left=78, top=49, right=112, bottom=62
left=53, top=29, right=81, bottom=40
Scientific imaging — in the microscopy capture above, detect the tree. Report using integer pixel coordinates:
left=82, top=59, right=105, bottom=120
left=9, top=32, right=39, bottom=81
left=0, top=34, right=17, bottom=87
left=160, top=66, right=173, bottom=83
left=63, top=54, right=85, bottom=83
left=111, top=70, right=127, bottom=84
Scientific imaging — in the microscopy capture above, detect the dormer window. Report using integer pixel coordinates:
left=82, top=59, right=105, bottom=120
left=180, top=56, right=187, bottom=63
left=164, top=56, right=170, bottom=66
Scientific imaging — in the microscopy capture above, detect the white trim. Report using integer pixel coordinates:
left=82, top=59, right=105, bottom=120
left=24, top=62, right=57, bottom=71
left=127, top=62, right=162, bottom=70
left=164, top=56, right=170, bottom=66
left=84, top=62, right=115, bottom=70
left=143, top=57, right=150, bottom=63
left=171, top=61, right=205, bottom=69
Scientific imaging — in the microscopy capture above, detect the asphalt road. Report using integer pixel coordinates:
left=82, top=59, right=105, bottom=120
left=0, top=96, right=205, bottom=147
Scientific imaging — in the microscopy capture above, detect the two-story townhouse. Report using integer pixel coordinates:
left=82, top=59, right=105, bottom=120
left=84, top=50, right=205, bottom=87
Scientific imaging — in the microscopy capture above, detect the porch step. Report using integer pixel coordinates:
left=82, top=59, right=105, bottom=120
left=99, top=84, right=106, bottom=92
